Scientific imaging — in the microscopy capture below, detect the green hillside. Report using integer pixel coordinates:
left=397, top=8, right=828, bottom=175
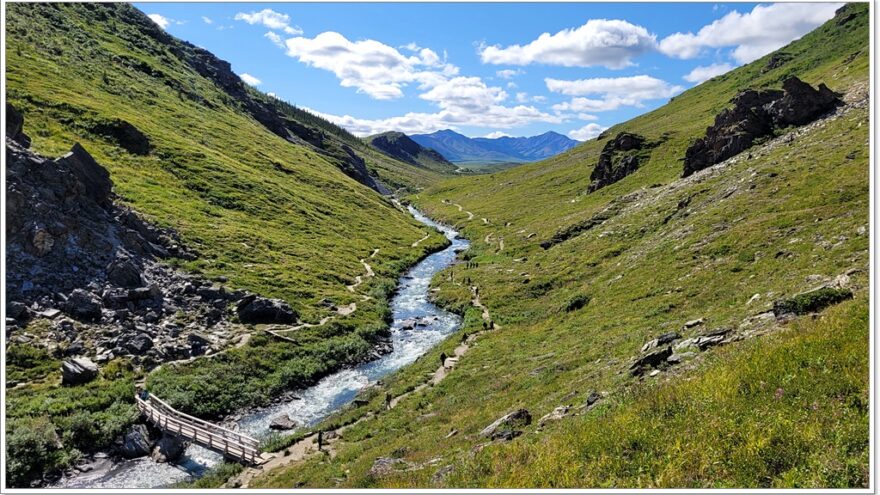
left=4, top=3, right=450, bottom=486
left=367, top=131, right=458, bottom=174
left=247, top=4, right=869, bottom=488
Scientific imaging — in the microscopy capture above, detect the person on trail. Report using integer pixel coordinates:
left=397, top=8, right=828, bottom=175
left=317, top=430, right=324, bottom=451
left=385, top=392, right=392, bottom=410
left=440, top=352, right=447, bottom=367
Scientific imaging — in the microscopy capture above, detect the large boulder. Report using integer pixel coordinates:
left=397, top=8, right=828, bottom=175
left=127, top=333, right=154, bottom=355
left=61, top=357, right=99, bottom=385
left=118, top=424, right=153, bottom=458
left=269, top=413, right=298, bottom=430
left=55, top=143, right=113, bottom=206
left=64, top=289, right=103, bottom=322
left=236, top=294, right=297, bottom=324
left=106, top=256, right=144, bottom=288
left=151, top=433, right=187, bottom=463
left=480, top=408, right=531, bottom=440
left=629, top=346, right=672, bottom=376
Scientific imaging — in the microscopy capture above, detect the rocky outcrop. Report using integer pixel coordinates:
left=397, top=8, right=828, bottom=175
left=589, top=132, right=652, bottom=192
left=6, top=103, right=31, bottom=147
left=683, top=77, right=841, bottom=177
left=61, top=357, right=99, bottom=385
left=87, top=118, right=151, bottom=155
left=6, top=113, right=298, bottom=370
left=480, top=409, right=531, bottom=440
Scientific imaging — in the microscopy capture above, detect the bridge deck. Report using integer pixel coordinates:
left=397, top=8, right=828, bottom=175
left=135, top=394, right=261, bottom=464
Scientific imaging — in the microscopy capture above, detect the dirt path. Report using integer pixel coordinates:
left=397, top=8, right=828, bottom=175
left=346, top=257, right=374, bottom=292
left=231, top=284, right=501, bottom=488
left=411, top=233, right=430, bottom=247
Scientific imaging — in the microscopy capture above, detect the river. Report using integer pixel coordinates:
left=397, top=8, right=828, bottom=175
left=52, top=206, right=468, bottom=489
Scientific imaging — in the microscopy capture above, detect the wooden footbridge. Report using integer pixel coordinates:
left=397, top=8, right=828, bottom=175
left=135, top=393, right=262, bottom=464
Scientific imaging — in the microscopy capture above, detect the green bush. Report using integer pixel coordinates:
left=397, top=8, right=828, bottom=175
left=563, top=294, right=591, bottom=312
left=773, top=287, right=853, bottom=316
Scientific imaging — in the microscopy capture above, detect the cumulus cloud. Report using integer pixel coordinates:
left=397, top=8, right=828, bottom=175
left=484, top=131, right=511, bottom=139
left=496, top=69, right=524, bottom=79
left=682, top=62, right=734, bottom=84
left=201, top=16, right=213, bottom=24
left=147, top=14, right=170, bottom=29
left=568, top=123, right=607, bottom=141
left=480, top=19, right=656, bottom=69
left=307, top=76, right=562, bottom=136
left=547, top=75, right=682, bottom=113
left=659, top=3, right=841, bottom=63
left=235, top=8, right=302, bottom=35
left=281, top=32, right=458, bottom=99
left=239, top=73, right=262, bottom=86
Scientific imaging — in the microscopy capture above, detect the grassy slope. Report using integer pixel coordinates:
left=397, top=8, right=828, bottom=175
left=250, top=5, right=869, bottom=488
left=4, top=3, right=448, bottom=485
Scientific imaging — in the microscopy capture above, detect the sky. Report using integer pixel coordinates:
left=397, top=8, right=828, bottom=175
left=134, top=2, right=842, bottom=140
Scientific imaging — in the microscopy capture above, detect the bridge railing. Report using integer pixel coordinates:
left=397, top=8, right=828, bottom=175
left=135, top=394, right=261, bottom=463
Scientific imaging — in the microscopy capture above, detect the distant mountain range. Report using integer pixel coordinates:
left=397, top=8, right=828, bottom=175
left=409, top=129, right=580, bottom=165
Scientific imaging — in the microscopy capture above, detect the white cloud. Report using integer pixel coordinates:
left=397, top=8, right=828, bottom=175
left=568, top=123, right=607, bottom=141
left=265, top=31, right=284, bottom=47
left=577, top=113, right=599, bottom=121
left=307, top=76, right=562, bottom=136
left=239, top=73, right=262, bottom=86
left=267, top=92, right=277, bottom=98
left=235, top=8, right=302, bottom=35
left=484, top=131, right=511, bottom=139
left=281, top=32, right=458, bottom=99
left=480, top=19, right=656, bottom=69
left=659, top=3, right=841, bottom=63
left=516, top=92, right=529, bottom=103
left=682, top=62, right=734, bottom=84
left=506, top=81, right=518, bottom=89
left=201, top=16, right=213, bottom=24
left=496, top=69, right=524, bottom=79
left=547, top=75, right=682, bottom=113
left=148, top=14, right=170, bottom=29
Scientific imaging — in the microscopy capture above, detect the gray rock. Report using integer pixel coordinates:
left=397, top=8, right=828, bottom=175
left=64, top=289, right=103, bottom=322
left=7, top=301, right=29, bottom=321
left=127, top=333, right=154, bottom=355
left=106, top=257, right=143, bottom=288
left=538, top=405, right=571, bottom=427
left=151, top=433, right=186, bottom=463
left=269, top=413, right=298, bottom=430
left=630, top=346, right=672, bottom=376
left=118, top=424, right=153, bottom=458
left=480, top=408, right=531, bottom=439
left=236, top=295, right=297, bottom=324
left=61, top=357, right=99, bottom=385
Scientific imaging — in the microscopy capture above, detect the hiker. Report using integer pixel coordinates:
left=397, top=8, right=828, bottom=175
left=317, top=430, right=324, bottom=451
left=385, top=392, right=392, bottom=410
left=440, top=352, right=447, bottom=367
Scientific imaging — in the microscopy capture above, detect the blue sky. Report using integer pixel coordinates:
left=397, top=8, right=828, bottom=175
left=134, top=2, right=841, bottom=139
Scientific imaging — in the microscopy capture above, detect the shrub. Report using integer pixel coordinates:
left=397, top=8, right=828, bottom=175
left=773, top=287, right=853, bottom=316
left=564, top=294, right=591, bottom=312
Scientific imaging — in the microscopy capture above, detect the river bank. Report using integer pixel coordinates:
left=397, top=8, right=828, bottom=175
left=51, top=206, right=469, bottom=489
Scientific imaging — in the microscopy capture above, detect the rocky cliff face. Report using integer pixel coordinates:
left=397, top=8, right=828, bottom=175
left=588, top=132, right=653, bottom=192
left=5, top=108, right=294, bottom=370
left=683, top=76, right=840, bottom=177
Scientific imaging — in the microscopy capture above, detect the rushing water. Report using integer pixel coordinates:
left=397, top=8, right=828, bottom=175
left=53, top=206, right=468, bottom=489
